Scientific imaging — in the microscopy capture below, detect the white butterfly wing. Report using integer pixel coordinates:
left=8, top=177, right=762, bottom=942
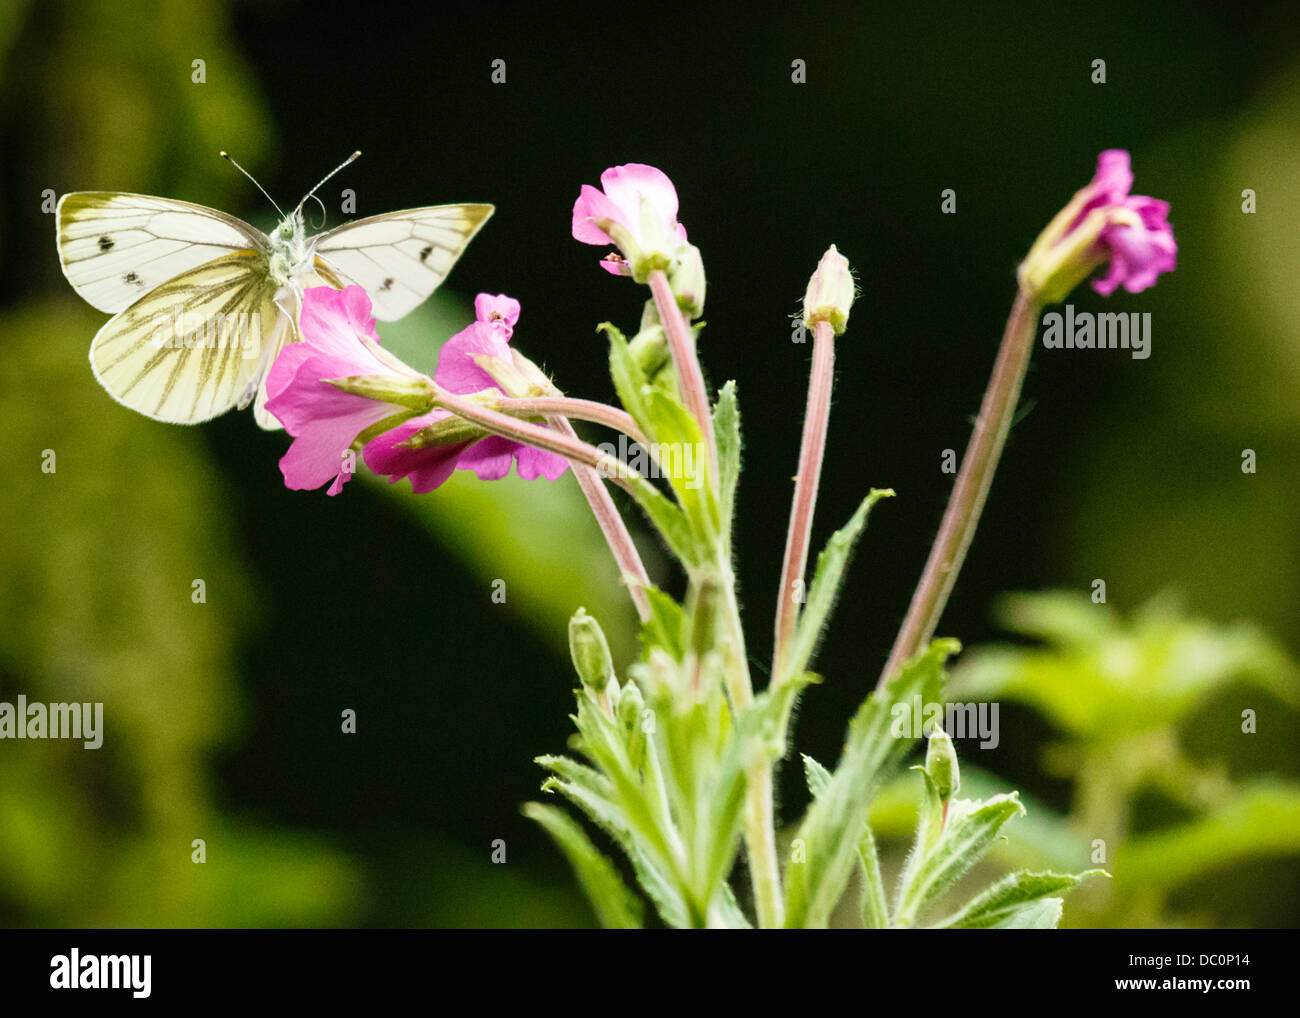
left=57, top=192, right=269, bottom=313
left=311, top=204, right=494, bottom=321
left=89, top=250, right=282, bottom=425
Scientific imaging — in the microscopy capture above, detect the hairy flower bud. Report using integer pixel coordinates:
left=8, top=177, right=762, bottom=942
left=569, top=608, right=614, bottom=693
left=802, top=245, right=854, bottom=335
left=925, top=728, right=960, bottom=800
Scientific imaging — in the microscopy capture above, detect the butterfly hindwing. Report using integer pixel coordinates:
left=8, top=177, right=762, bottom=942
left=89, top=249, right=281, bottom=425
left=58, top=192, right=269, bottom=314
left=312, top=204, right=494, bottom=321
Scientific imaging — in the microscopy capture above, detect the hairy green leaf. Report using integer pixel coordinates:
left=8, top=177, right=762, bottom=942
left=894, top=792, right=1026, bottom=927
left=781, top=489, right=895, bottom=684
left=783, top=639, right=955, bottom=928
left=524, top=803, right=644, bottom=929
left=934, top=869, right=1104, bottom=929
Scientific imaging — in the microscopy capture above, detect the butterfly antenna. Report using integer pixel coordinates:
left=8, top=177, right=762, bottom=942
left=308, top=193, right=328, bottom=231
left=297, top=150, right=362, bottom=213
left=220, top=151, right=285, bottom=218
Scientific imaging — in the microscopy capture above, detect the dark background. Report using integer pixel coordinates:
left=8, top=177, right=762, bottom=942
left=1, top=0, right=1297, bottom=926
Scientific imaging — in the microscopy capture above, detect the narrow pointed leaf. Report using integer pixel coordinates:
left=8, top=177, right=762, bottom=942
left=713, top=381, right=741, bottom=551
left=933, top=869, right=1105, bottom=929
left=524, top=803, right=644, bottom=929
left=781, top=489, right=894, bottom=685
left=783, top=639, right=955, bottom=928
left=894, top=792, right=1026, bottom=927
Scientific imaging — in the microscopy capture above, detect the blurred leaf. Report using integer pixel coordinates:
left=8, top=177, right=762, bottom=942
left=951, top=591, right=1299, bottom=739
left=524, top=803, right=643, bottom=929
left=1117, top=781, right=1300, bottom=894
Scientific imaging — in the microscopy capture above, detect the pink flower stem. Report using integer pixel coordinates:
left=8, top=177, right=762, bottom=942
left=433, top=387, right=642, bottom=494
left=550, top=416, right=653, bottom=622
left=773, top=319, right=835, bottom=682
left=647, top=269, right=718, bottom=478
left=876, top=290, right=1041, bottom=688
left=494, top=395, right=649, bottom=447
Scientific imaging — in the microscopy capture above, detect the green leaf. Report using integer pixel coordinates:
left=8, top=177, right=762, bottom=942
left=1117, top=781, right=1300, bottom=894
left=781, top=489, right=895, bottom=684
left=709, top=882, right=753, bottom=929
left=893, top=792, right=1026, bottom=928
left=857, top=826, right=890, bottom=929
left=933, top=869, right=1105, bottom=929
left=523, top=803, right=644, bottom=929
left=602, top=322, right=652, bottom=433
left=802, top=754, right=833, bottom=799
left=640, top=585, right=686, bottom=660
left=537, top=752, right=692, bottom=929
left=992, top=897, right=1064, bottom=929
left=696, top=679, right=811, bottom=912
left=644, top=388, right=720, bottom=543
left=713, top=381, right=741, bottom=552
left=782, top=639, right=955, bottom=928
left=627, top=478, right=703, bottom=569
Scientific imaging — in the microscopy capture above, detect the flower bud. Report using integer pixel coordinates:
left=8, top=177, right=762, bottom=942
left=802, top=244, right=854, bottom=335
left=629, top=322, right=670, bottom=379
left=468, top=353, right=539, bottom=399
left=326, top=373, right=435, bottom=410
left=569, top=608, right=614, bottom=693
left=669, top=243, right=707, bottom=319
left=925, top=728, right=960, bottom=800
left=399, top=412, right=486, bottom=450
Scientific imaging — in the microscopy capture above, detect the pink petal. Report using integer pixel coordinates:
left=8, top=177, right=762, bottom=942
left=572, top=184, right=624, bottom=245
left=515, top=443, right=570, bottom=480
left=599, top=164, right=680, bottom=235
left=434, top=321, right=513, bottom=395
left=474, top=293, right=521, bottom=336
left=275, top=395, right=394, bottom=494
left=458, top=435, right=516, bottom=480
left=363, top=413, right=468, bottom=493
left=1091, top=150, right=1134, bottom=205
left=299, top=286, right=379, bottom=354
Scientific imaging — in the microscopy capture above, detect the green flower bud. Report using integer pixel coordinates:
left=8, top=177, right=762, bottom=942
left=568, top=608, right=614, bottom=693
left=925, top=728, right=960, bottom=800
left=802, top=244, right=854, bottom=335
left=669, top=243, right=706, bottom=319
left=326, top=373, right=435, bottom=410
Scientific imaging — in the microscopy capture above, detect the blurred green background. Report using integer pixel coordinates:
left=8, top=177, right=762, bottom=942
left=0, top=0, right=1297, bottom=927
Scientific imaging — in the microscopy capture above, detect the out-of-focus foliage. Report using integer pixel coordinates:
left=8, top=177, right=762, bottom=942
left=923, top=591, right=1300, bottom=927
left=0, top=0, right=623, bottom=927
left=0, top=300, right=365, bottom=925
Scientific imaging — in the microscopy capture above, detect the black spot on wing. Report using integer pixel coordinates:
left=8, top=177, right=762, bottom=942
left=98, top=235, right=114, bottom=252
left=419, top=245, right=432, bottom=263
left=380, top=277, right=394, bottom=292
left=124, top=271, right=144, bottom=286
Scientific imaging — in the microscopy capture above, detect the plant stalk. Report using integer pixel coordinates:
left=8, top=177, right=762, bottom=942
left=877, top=290, right=1041, bottom=687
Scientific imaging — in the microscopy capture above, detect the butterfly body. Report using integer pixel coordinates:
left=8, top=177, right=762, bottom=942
left=56, top=184, right=492, bottom=429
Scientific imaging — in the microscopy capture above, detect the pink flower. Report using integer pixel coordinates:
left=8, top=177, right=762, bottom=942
left=1019, top=149, right=1177, bottom=303
left=363, top=294, right=569, bottom=492
left=265, top=286, right=425, bottom=496
left=572, top=163, right=689, bottom=276
left=1076, top=150, right=1177, bottom=295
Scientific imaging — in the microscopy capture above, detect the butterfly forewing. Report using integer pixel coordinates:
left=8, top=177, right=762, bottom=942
left=58, top=192, right=269, bottom=313
left=89, top=250, right=281, bottom=425
left=313, top=204, right=493, bottom=320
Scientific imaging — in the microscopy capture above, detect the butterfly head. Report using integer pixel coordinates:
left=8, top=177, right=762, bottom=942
left=268, top=208, right=310, bottom=287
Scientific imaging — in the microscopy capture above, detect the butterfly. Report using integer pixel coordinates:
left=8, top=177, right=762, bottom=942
left=55, top=151, right=493, bottom=429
